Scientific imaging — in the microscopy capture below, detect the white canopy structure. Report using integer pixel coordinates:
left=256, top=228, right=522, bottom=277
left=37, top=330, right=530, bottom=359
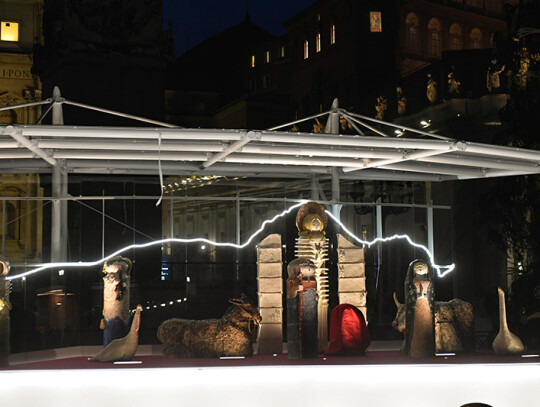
left=1, top=90, right=538, bottom=266
left=1, top=94, right=539, bottom=182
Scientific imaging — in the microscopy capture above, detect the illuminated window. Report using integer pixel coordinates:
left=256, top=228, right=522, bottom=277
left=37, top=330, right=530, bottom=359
left=370, top=11, right=382, bottom=32
left=427, top=18, right=442, bottom=56
left=330, top=23, right=336, bottom=44
left=1, top=21, right=19, bottom=42
left=279, top=45, right=285, bottom=58
left=449, top=23, right=463, bottom=50
left=404, top=13, right=420, bottom=51
left=316, top=32, right=321, bottom=52
left=250, top=54, right=255, bottom=68
left=265, top=50, right=270, bottom=63
left=470, top=28, right=483, bottom=49
left=304, top=39, right=309, bottom=59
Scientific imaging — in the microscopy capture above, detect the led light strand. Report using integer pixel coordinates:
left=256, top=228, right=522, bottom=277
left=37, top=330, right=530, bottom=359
left=7, top=200, right=455, bottom=280
left=133, top=297, right=188, bottom=313
left=325, top=210, right=455, bottom=278
left=7, top=201, right=307, bottom=281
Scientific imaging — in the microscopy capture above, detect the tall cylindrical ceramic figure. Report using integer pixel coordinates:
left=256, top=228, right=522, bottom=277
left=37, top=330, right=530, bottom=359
left=286, top=257, right=318, bottom=359
left=404, top=259, right=435, bottom=357
left=101, top=256, right=132, bottom=346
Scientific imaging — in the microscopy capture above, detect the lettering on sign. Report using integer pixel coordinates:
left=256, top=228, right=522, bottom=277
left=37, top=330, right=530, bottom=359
left=0, top=67, right=31, bottom=79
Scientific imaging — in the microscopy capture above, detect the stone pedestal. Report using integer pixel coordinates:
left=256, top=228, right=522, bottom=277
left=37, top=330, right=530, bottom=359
left=337, top=235, right=367, bottom=321
left=256, top=234, right=283, bottom=354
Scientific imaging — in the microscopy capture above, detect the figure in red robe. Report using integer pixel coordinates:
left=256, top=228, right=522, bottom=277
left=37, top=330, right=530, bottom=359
left=325, top=303, right=370, bottom=356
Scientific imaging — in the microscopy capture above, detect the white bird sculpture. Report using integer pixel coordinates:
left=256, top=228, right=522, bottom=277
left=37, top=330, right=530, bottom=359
left=90, top=305, right=143, bottom=362
left=492, top=288, right=524, bottom=356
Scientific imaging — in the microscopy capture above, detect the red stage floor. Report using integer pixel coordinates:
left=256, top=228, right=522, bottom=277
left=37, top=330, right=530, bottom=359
left=2, top=349, right=538, bottom=370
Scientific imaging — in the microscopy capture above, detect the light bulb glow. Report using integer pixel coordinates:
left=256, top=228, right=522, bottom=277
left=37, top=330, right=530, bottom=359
left=6, top=200, right=454, bottom=280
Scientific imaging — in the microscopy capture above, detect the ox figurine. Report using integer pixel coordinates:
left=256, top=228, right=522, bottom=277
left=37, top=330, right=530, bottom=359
left=157, top=294, right=262, bottom=358
left=392, top=292, right=474, bottom=353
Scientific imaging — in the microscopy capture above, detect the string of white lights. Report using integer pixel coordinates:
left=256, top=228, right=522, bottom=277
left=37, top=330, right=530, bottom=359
left=6, top=201, right=305, bottom=281
left=324, top=210, right=455, bottom=277
left=132, top=297, right=188, bottom=313
left=6, top=200, right=454, bottom=280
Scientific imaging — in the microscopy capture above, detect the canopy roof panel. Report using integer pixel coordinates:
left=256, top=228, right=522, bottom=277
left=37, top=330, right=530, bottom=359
left=1, top=97, right=539, bottom=182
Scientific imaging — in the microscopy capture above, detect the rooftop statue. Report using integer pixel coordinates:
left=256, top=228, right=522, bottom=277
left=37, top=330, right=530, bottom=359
left=427, top=73, right=438, bottom=104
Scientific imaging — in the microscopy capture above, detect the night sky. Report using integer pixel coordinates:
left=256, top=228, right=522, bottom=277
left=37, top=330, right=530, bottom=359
left=162, top=0, right=317, bottom=56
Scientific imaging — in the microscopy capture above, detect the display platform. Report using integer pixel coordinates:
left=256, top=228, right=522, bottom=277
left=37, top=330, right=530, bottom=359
left=1, top=343, right=540, bottom=407
left=2, top=348, right=539, bottom=370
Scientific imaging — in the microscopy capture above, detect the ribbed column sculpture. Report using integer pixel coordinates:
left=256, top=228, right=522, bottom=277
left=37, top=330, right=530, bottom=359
left=294, top=202, right=329, bottom=351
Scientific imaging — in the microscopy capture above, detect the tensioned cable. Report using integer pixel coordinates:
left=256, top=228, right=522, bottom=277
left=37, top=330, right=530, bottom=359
left=74, top=199, right=156, bottom=241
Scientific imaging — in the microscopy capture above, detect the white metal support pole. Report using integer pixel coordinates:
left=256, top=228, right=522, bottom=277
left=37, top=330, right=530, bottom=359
left=170, top=198, right=174, bottom=238
left=51, top=163, right=62, bottom=262
left=168, top=198, right=174, bottom=256
left=52, top=86, right=64, bottom=125
left=324, top=98, right=340, bottom=134
left=311, top=175, right=318, bottom=201
left=376, top=197, right=384, bottom=322
left=60, top=161, right=68, bottom=260
left=327, top=99, right=342, bottom=219
left=331, top=167, right=341, bottom=219
left=427, top=200, right=434, bottom=258
left=236, top=193, right=241, bottom=245
left=50, top=87, right=65, bottom=263
left=235, top=192, right=241, bottom=288
left=376, top=198, right=383, bottom=239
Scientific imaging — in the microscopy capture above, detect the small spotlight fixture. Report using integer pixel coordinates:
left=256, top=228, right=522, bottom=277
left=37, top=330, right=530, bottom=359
left=420, top=120, right=431, bottom=128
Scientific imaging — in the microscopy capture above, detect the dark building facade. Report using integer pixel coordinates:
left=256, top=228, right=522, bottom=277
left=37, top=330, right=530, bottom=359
left=33, top=0, right=170, bottom=125
left=263, top=0, right=507, bottom=119
left=167, top=0, right=509, bottom=128
left=165, top=15, right=291, bottom=129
